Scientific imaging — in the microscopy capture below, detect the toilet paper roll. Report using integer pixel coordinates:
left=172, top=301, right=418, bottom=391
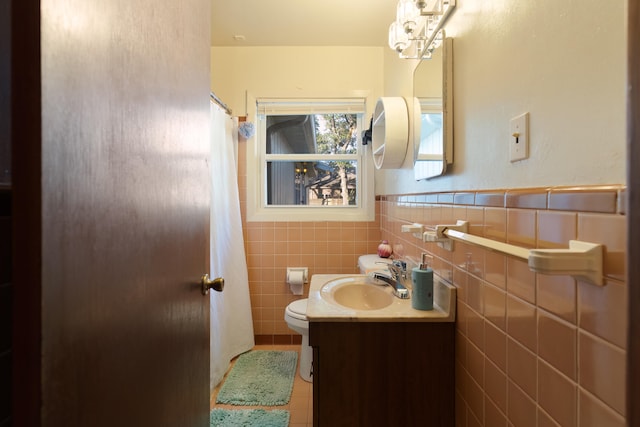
left=288, top=270, right=305, bottom=295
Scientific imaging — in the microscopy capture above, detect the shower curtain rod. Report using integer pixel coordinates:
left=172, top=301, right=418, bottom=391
left=210, top=92, right=232, bottom=115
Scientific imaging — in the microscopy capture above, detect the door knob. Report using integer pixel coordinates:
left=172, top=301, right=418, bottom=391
left=201, top=274, right=224, bottom=295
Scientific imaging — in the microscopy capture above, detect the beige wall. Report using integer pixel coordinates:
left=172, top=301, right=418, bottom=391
left=378, top=0, right=627, bottom=194
left=375, top=2, right=628, bottom=425
left=382, top=48, right=416, bottom=101
left=213, top=0, right=626, bottom=195
left=210, top=46, right=388, bottom=343
left=211, top=46, right=384, bottom=118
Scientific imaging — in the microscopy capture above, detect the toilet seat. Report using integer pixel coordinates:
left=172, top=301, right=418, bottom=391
left=286, top=299, right=308, bottom=321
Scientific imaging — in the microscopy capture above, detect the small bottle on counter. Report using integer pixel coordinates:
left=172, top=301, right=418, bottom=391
left=411, top=253, right=434, bottom=311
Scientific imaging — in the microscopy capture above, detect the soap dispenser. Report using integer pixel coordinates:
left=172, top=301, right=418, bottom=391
left=411, top=253, right=434, bottom=311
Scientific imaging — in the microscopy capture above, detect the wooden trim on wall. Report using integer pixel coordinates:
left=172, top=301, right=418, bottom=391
left=628, top=0, right=639, bottom=424
left=10, top=0, right=42, bottom=425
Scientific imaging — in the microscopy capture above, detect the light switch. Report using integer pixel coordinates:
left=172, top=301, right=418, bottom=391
left=510, top=112, right=529, bottom=162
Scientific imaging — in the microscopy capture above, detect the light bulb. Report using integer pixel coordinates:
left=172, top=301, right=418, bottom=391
left=416, top=0, right=442, bottom=14
left=388, top=21, right=409, bottom=53
left=397, top=0, right=420, bottom=34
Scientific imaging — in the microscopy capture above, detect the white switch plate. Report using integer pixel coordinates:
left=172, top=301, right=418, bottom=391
left=510, top=112, right=529, bottom=162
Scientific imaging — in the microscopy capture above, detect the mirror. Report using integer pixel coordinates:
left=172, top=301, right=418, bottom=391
left=413, top=37, right=453, bottom=180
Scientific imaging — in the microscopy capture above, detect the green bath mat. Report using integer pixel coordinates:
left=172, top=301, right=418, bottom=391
left=215, top=350, right=298, bottom=406
left=210, top=409, right=290, bottom=427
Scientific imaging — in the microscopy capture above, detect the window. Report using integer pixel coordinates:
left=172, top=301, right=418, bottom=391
left=246, top=98, right=374, bottom=222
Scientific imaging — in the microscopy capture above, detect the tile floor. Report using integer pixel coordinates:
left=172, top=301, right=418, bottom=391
left=210, top=344, right=313, bottom=427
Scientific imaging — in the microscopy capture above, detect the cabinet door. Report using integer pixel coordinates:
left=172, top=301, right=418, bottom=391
left=310, top=322, right=455, bottom=427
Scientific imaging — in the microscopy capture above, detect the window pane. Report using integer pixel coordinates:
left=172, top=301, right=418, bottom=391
left=266, top=114, right=358, bottom=155
left=266, top=160, right=357, bottom=206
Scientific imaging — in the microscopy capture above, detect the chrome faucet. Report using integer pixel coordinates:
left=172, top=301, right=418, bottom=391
left=373, top=260, right=410, bottom=299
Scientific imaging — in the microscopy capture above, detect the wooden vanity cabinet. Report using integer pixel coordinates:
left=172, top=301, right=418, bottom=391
left=309, top=321, right=455, bottom=427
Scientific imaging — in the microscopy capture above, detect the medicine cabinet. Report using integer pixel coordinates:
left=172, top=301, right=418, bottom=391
left=413, top=37, right=453, bottom=180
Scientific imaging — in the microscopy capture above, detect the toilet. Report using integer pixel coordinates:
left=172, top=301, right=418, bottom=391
left=357, top=254, right=392, bottom=275
left=284, top=254, right=392, bottom=382
left=284, top=299, right=312, bottom=382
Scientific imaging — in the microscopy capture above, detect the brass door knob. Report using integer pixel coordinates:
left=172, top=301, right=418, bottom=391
left=201, top=274, right=224, bottom=295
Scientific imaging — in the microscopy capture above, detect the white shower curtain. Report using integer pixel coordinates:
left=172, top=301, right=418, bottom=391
left=209, top=102, right=255, bottom=390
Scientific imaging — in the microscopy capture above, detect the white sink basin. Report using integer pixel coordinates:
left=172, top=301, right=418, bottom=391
left=321, top=276, right=394, bottom=310
left=307, top=274, right=456, bottom=322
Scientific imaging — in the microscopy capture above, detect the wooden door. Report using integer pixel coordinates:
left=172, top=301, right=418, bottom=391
left=628, top=1, right=639, bottom=424
left=12, top=0, right=212, bottom=426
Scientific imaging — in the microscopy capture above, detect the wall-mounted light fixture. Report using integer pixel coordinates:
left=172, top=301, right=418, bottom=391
left=388, top=0, right=456, bottom=59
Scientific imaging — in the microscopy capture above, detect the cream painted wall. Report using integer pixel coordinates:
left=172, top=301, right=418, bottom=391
left=377, top=0, right=627, bottom=194
left=382, top=48, right=416, bottom=100
left=210, top=46, right=384, bottom=220
left=211, top=0, right=626, bottom=197
left=210, top=46, right=384, bottom=118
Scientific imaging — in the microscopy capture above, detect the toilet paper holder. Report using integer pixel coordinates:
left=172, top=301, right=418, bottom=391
left=287, top=267, right=308, bottom=295
left=286, top=267, right=308, bottom=284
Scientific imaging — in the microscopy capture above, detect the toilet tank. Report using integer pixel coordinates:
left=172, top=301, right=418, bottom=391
left=358, top=254, right=392, bottom=275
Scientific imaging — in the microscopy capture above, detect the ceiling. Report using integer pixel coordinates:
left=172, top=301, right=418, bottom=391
left=211, top=0, right=397, bottom=47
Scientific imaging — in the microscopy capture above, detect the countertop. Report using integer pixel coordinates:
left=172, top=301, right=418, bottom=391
left=306, top=273, right=456, bottom=322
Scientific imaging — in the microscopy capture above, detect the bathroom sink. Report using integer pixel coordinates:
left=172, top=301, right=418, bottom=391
left=307, top=274, right=457, bottom=322
left=320, top=276, right=394, bottom=311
